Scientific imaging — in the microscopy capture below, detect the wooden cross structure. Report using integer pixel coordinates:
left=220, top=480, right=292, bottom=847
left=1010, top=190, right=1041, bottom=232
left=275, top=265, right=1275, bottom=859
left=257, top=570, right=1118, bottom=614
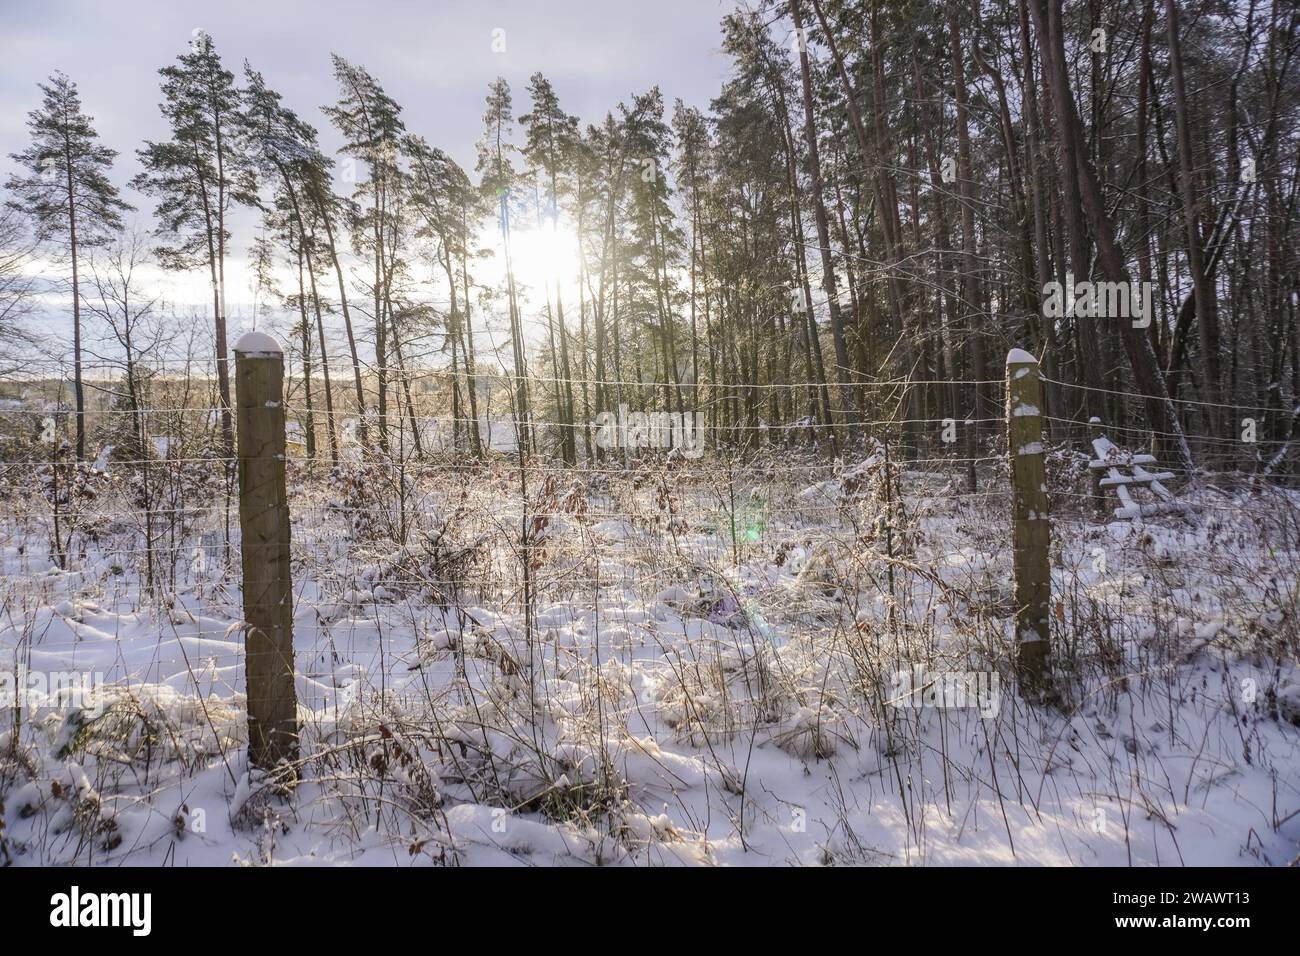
left=1088, top=421, right=1185, bottom=520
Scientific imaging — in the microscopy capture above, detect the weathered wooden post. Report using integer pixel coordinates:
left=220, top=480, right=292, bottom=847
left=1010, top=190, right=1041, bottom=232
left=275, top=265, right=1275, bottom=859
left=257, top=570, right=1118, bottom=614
left=1088, top=416, right=1109, bottom=519
left=234, top=331, right=299, bottom=773
left=1006, top=348, right=1050, bottom=695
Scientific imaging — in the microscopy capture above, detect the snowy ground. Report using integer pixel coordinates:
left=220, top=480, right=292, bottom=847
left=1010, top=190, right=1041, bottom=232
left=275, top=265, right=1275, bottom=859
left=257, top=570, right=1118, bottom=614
left=2, top=449, right=1298, bottom=866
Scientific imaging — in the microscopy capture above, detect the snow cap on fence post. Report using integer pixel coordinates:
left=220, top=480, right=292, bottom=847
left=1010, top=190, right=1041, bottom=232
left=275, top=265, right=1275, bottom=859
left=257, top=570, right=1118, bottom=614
left=1005, top=346, right=1051, bottom=700
left=234, top=330, right=282, bottom=357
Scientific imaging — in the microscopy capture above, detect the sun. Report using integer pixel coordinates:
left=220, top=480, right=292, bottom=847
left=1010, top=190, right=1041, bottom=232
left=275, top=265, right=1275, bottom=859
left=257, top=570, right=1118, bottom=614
left=480, top=218, right=584, bottom=306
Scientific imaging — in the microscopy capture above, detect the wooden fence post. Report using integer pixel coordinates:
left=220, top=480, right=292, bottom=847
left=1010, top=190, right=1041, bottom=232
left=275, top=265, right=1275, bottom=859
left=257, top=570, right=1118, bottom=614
left=1088, top=417, right=1109, bottom=518
left=234, top=331, right=299, bottom=774
left=1006, top=348, right=1051, bottom=695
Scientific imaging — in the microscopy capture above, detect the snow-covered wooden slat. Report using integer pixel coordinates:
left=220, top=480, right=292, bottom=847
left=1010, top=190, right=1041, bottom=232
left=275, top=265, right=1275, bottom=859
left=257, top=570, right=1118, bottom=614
left=1098, top=470, right=1175, bottom=487
left=1089, top=453, right=1158, bottom=469
left=1113, top=500, right=1187, bottom=520
left=1089, top=434, right=1159, bottom=469
left=1091, top=435, right=1120, bottom=459
left=1112, top=480, right=1138, bottom=516
left=1131, top=463, right=1175, bottom=502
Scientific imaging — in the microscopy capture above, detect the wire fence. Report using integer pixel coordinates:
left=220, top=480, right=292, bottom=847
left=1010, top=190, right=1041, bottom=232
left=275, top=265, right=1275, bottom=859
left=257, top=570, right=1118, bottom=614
left=2, top=367, right=1298, bottom=705
left=5, top=359, right=1295, bottom=454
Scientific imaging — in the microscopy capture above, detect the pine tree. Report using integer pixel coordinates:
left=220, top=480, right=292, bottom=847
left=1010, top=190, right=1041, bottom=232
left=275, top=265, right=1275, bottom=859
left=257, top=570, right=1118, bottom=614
left=520, top=73, right=580, bottom=463
left=404, top=133, right=484, bottom=457
left=242, top=63, right=341, bottom=461
left=622, top=88, right=686, bottom=420
left=477, top=77, right=533, bottom=454
left=7, top=71, right=132, bottom=460
left=132, top=32, right=256, bottom=456
left=582, top=114, right=632, bottom=444
left=671, top=99, right=709, bottom=419
left=787, top=0, right=857, bottom=443
left=324, top=56, right=406, bottom=451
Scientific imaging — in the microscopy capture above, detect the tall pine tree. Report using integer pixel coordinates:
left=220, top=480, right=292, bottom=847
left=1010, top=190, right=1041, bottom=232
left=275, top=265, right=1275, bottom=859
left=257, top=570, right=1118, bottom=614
left=521, top=73, right=580, bottom=462
left=7, top=71, right=131, bottom=460
left=477, top=77, right=532, bottom=454
left=323, top=56, right=406, bottom=451
left=133, top=32, right=255, bottom=455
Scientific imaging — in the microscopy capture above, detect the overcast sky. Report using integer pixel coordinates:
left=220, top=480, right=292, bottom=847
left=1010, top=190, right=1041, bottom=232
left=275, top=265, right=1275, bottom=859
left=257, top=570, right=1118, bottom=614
left=2, top=0, right=741, bottom=339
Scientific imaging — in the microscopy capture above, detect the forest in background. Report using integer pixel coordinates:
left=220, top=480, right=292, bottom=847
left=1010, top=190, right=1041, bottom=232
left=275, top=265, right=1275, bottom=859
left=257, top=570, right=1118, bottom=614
left=0, top=0, right=1297, bottom=476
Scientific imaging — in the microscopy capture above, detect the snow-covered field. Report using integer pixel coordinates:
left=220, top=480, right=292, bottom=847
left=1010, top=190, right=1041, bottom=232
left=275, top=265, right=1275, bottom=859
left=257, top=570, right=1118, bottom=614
left=2, top=449, right=1298, bottom=866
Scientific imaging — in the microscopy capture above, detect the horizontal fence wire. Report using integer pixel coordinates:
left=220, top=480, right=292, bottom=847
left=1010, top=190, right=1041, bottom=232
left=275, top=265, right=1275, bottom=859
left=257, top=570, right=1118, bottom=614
left=3, top=370, right=1297, bottom=723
